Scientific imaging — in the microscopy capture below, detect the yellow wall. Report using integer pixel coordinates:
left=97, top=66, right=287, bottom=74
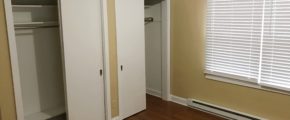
left=170, top=0, right=290, bottom=120
left=107, top=0, right=119, bottom=117
left=0, top=0, right=17, bottom=119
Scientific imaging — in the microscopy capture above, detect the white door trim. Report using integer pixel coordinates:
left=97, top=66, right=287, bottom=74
left=100, top=0, right=112, bottom=119
left=3, top=0, right=25, bottom=119
left=161, top=0, right=171, bottom=101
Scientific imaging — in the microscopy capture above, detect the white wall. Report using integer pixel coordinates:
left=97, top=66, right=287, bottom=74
left=15, top=28, right=65, bottom=116
left=145, top=3, right=162, bottom=97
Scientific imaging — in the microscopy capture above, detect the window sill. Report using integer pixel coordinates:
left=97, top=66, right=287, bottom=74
left=205, top=74, right=290, bottom=96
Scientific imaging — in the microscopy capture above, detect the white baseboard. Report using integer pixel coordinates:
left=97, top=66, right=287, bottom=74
left=146, top=88, right=162, bottom=98
left=170, top=94, right=187, bottom=106
left=170, top=94, right=266, bottom=120
left=188, top=99, right=266, bottom=120
left=111, top=116, right=119, bottom=120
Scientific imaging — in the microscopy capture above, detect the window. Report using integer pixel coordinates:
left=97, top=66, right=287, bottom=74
left=206, top=0, right=290, bottom=91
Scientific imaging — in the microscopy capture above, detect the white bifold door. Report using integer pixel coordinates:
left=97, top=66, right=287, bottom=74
left=60, top=0, right=105, bottom=120
left=115, top=0, right=146, bottom=119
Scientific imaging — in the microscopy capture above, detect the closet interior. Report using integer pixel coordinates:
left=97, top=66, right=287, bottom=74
left=11, top=0, right=66, bottom=119
left=145, top=0, right=164, bottom=97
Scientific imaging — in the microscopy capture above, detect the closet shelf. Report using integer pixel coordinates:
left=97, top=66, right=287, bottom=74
left=14, top=21, right=59, bottom=28
left=13, top=5, right=57, bottom=8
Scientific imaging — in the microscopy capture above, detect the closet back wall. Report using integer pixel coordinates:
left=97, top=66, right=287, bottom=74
left=0, top=0, right=17, bottom=119
left=145, top=3, right=162, bottom=96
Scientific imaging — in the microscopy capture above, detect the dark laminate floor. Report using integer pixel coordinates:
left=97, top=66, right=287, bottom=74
left=125, top=95, right=225, bottom=120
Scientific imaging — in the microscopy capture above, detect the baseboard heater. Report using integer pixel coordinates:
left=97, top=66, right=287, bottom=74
left=187, top=99, right=266, bottom=120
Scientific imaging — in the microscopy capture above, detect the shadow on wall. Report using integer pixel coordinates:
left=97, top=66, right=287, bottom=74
left=33, top=28, right=65, bottom=114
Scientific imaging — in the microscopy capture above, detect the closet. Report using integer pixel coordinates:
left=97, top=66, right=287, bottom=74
left=5, top=0, right=107, bottom=120
left=145, top=0, right=170, bottom=100
left=145, top=1, right=163, bottom=98
left=12, top=0, right=65, bottom=119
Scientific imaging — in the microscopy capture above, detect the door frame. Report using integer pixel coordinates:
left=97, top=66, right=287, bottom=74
left=161, top=0, right=171, bottom=101
left=3, top=0, right=112, bottom=119
left=4, top=0, right=24, bottom=119
left=101, top=0, right=112, bottom=119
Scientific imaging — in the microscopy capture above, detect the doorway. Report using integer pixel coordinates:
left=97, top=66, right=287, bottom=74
left=145, top=0, right=170, bottom=100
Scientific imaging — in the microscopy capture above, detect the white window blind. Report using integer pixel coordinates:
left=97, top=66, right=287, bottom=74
left=260, top=0, right=290, bottom=91
left=206, top=0, right=290, bottom=91
left=206, top=0, right=264, bottom=82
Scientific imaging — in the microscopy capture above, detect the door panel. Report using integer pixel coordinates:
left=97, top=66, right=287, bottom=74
left=59, top=0, right=105, bottom=119
left=115, top=0, right=146, bottom=119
